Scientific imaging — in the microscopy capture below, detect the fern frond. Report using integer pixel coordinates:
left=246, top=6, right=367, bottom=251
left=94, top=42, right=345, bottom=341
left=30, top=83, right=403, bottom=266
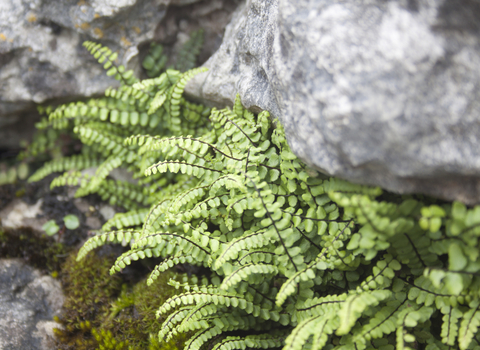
left=83, top=41, right=137, bottom=86
left=96, top=179, right=150, bottom=210
left=158, top=289, right=280, bottom=323
left=311, top=317, right=339, bottom=350
left=158, top=306, right=193, bottom=341
left=275, top=219, right=353, bottom=307
left=210, top=108, right=259, bottom=147
left=105, top=85, right=151, bottom=109
left=296, top=293, right=346, bottom=322
left=440, top=305, right=462, bottom=346
left=353, top=299, right=410, bottom=344
left=336, top=290, right=393, bottom=336
left=110, top=247, right=161, bottom=274
left=80, top=155, right=123, bottom=195
left=458, top=300, right=480, bottom=350
left=74, top=123, right=135, bottom=160
left=212, top=332, right=285, bottom=350
left=50, top=171, right=91, bottom=189
left=143, top=42, right=168, bottom=78
left=357, top=255, right=402, bottom=291
left=284, top=315, right=330, bottom=350
left=175, top=29, right=204, bottom=73
left=166, top=67, right=208, bottom=129
left=145, top=160, right=222, bottom=178
left=184, top=326, right=222, bottom=350
left=76, top=229, right=140, bottom=261
left=147, top=255, right=198, bottom=286
left=215, top=229, right=273, bottom=269
left=102, top=208, right=149, bottom=231
left=28, top=155, right=103, bottom=182
left=220, top=264, right=279, bottom=290
left=148, top=89, right=167, bottom=115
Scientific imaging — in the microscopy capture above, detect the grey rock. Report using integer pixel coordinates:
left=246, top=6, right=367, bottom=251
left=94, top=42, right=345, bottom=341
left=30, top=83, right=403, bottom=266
left=0, top=0, right=166, bottom=148
left=0, top=0, right=239, bottom=150
left=0, top=259, right=64, bottom=350
left=187, top=0, right=480, bottom=204
left=0, top=0, right=167, bottom=112
left=0, top=0, right=168, bottom=149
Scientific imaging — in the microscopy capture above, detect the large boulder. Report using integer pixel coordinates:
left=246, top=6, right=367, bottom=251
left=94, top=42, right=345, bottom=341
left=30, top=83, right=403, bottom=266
left=188, top=0, right=480, bottom=204
left=0, top=0, right=238, bottom=150
left=0, top=0, right=169, bottom=113
left=0, top=0, right=166, bottom=149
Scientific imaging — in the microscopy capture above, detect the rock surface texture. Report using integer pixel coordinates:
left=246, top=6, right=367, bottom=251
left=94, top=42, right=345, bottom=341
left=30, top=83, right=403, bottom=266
left=0, top=259, right=64, bottom=350
left=188, top=0, right=480, bottom=204
left=0, top=0, right=165, bottom=148
left=0, top=0, right=169, bottom=112
left=0, top=0, right=238, bottom=149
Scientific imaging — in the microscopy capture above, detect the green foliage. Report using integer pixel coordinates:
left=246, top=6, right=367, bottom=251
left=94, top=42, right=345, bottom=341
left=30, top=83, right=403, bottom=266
left=143, top=42, right=168, bottom=78
left=174, top=29, right=205, bottom=73
left=0, top=165, right=18, bottom=185
left=64, top=214, right=80, bottom=230
left=42, top=219, right=60, bottom=236
left=53, top=250, right=192, bottom=350
left=42, top=214, right=80, bottom=236
left=0, top=225, right=67, bottom=274
left=28, top=38, right=480, bottom=350
left=0, top=162, right=29, bottom=185
left=143, top=29, right=204, bottom=77
left=27, top=39, right=211, bottom=212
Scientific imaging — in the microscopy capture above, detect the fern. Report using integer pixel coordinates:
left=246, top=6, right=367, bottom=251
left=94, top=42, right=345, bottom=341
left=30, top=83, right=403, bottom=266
left=83, top=41, right=137, bottom=86
left=22, top=37, right=480, bottom=350
left=175, top=29, right=205, bottom=73
left=459, top=300, right=480, bottom=350
left=143, top=43, right=168, bottom=78
left=28, top=155, right=103, bottom=183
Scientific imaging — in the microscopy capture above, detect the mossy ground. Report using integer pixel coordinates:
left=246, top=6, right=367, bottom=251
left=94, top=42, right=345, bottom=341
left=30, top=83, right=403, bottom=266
left=54, top=249, right=191, bottom=350
left=0, top=225, right=67, bottom=276
left=0, top=179, right=191, bottom=350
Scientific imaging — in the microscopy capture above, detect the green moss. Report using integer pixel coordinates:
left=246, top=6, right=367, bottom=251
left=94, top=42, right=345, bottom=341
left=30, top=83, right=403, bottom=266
left=54, top=251, right=122, bottom=349
left=0, top=225, right=66, bottom=275
left=54, top=249, right=190, bottom=349
left=98, top=271, right=191, bottom=349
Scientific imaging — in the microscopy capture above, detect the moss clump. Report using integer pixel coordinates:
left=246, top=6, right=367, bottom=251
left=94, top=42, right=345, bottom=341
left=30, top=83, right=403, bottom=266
left=54, top=251, right=122, bottom=348
left=100, top=270, right=191, bottom=350
left=0, top=225, right=66, bottom=275
left=54, top=249, right=190, bottom=349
